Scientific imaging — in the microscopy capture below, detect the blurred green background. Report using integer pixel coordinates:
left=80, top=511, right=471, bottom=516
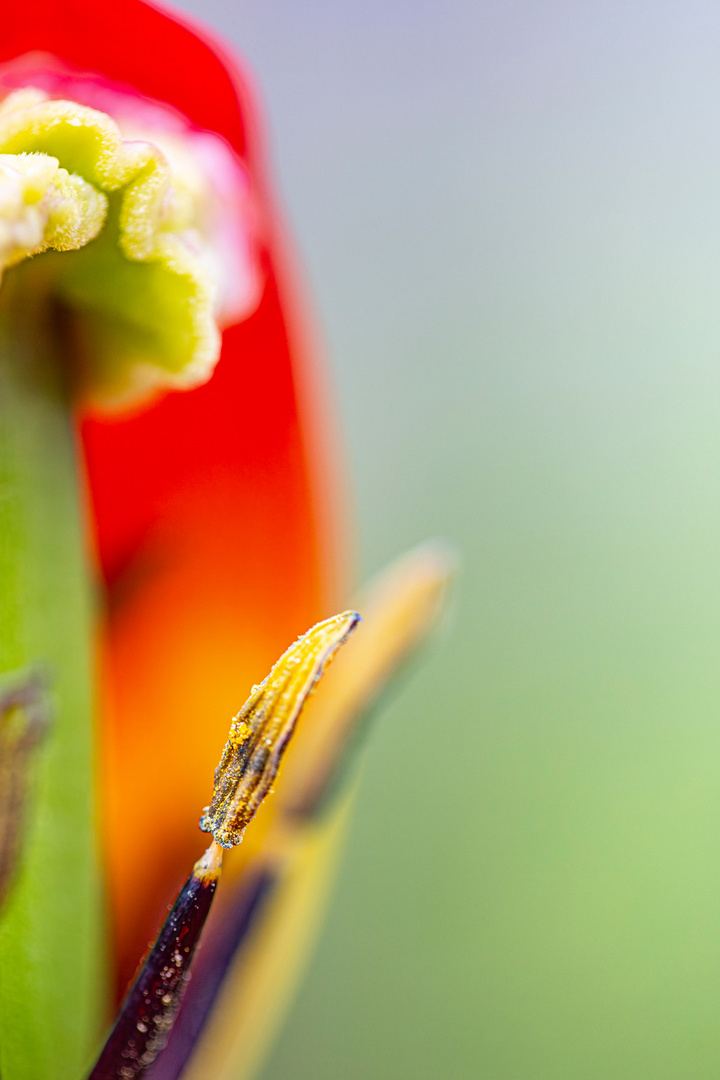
left=175, top=2, right=720, bottom=1076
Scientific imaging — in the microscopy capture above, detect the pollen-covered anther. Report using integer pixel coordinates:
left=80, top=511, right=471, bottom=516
left=0, top=151, right=106, bottom=273
left=200, top=611, right=361, bottom=849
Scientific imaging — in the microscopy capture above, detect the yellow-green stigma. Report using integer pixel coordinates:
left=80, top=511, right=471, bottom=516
left=0, top=87, right=225, bottom=405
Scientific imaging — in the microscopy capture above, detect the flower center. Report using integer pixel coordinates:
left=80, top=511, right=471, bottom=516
left=0, top=77, right=259, bottom=406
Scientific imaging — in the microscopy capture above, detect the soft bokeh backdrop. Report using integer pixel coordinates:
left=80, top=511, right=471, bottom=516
left=172, top=2, right=720, bottom=1077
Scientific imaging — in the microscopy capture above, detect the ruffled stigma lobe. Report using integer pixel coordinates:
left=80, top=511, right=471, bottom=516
left=0, top=84, right=254, bottom=404
left=0, top=150, right=106, bottom=271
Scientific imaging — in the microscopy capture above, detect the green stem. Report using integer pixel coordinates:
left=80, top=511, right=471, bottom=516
left=0, top=266, right=106, bottom=1079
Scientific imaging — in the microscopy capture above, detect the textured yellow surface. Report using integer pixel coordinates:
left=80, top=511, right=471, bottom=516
left=201, top=612, right=361, bottom=849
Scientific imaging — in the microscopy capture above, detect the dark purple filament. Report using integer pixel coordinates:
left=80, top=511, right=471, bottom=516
left=87, top=861, right=218, bottom=1080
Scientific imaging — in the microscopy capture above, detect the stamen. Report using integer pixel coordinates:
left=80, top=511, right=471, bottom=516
left=87, top=612, right=359, bottom=1078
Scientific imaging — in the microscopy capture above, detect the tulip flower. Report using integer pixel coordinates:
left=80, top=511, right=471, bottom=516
left=0, top=3, right=454, bottom=1079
